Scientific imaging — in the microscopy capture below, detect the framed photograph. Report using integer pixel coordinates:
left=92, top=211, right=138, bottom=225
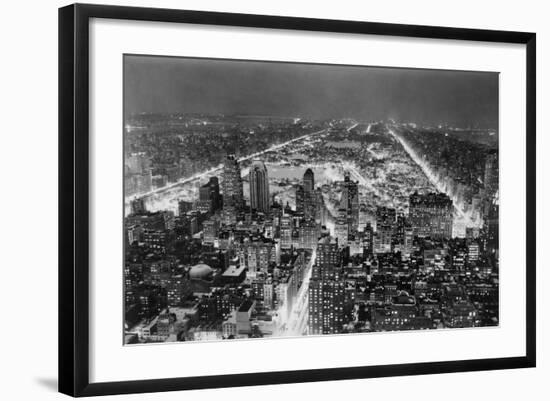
left=58, top=3, right=536, bottom=397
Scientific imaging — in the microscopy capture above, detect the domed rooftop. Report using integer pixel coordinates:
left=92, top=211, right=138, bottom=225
left=189, top=263, right=214, bottom=280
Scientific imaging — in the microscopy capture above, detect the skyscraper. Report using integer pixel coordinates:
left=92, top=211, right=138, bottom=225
left=280, top=215, right=293, bottom=250
left=314, top=237, right=341, bottom=276
left=341, top=172, right=360, bottom=233
left=222, top=155, right=244, bottom=207
left=296, top=168, right=317, bottom=221
left=249, top=160, right=270, bottom=213
left=308, top=237, right=344, bottom=335
left=334, top=208, right=349, bottom=249
left=222, top=155, right=243, bottom=224
left=298, top=219, right=320, bottom=250
left=409, top=192, right=453, bottom=239
left=303, top=168, right=314, bottom=193
left=315, top=189, right=328, bottom=225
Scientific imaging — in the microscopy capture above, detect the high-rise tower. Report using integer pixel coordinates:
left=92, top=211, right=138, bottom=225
left=222, top=155, right=243, bottom=206
left=341, top=172, right=359, bottom=234
left=308, top=237, right=344, bottom=335
left=222, top=155, right=243, bottom=224
left=303, top=168, right=314, bottom=193
left=249, top=160, right=270, bottom=213
left=297, top=168, right=317, bottom=220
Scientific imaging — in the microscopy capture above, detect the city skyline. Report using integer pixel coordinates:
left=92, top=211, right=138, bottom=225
left=123, top=56, right=499, bottom=345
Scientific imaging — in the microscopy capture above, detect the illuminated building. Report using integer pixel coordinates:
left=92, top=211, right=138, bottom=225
left=374, top=224, right=392, bottom=254
left=308, top=237, right=344, bottom=335
left=341, top=172, right=359, bottom=232
left=468, top=243, right=480, bottom=262
left=142, top=229, right=169, bottom=254
left=249, top=160, right=270, bottom=213
left=203, top=218, right=220, bottom=245
left=280, top=215, right=293, bottom=249
left=222, top=155, right=243, bottom=223
left=298, top=219, right=320, bottom=250
left=334, top=208, right=349, bottom=248
left=303, top=168, right=314, bottom=192
left=447, top=300, right=479, bottom=328
left=264, top=280, right=274, bottom=309
left=166, top=275, right=192, bottom=307
left=409, top=192, right=453, bottom=239
left=236, top=235, right=277, bottom=277
left=296, top=168, right=317, bottom=221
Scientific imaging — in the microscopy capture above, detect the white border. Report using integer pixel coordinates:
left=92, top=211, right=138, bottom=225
left=89, top=18, right=526, bottom=383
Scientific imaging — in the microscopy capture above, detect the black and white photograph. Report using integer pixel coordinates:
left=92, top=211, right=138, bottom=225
left=0, top=0, right=543, bottom=399
left=123, top=55, right=500, bottom=344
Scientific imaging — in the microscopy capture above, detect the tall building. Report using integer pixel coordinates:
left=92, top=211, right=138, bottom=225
left=303, top=168, right=314, bottom=193
left=222, top=155, right=243, bottom=224
left=296, top=185, right=305, bottom=213
left=409, top=192, right=453, bottom=239
left=334, top=209, right=349, bottom=249
left=315, top=188, right=328, bottom=225
left=236, top=235, right=276, bottom=277
left=363, top=222, right=374, bottom=255
left=402, top=226, right=414, bottom=256
left=296, top=168, right=317, bottom=221
left=203, top=217, right=220, bottom=245
left=298, top=219, right=320, bottom=250
left=249, top=160, right=270, bottom=213
left=280, top=215, right=293, bottom=250
left=308, top=237, right=344, bottom=335
left=313, top=237, right=342, bottom=279
left=222, top=155, right=244, bottom=209
left=166, top=275, right=192, bottom=307
left=341, top=172, right=360, bottom=232
left=198, top=177, right=221, bottom=213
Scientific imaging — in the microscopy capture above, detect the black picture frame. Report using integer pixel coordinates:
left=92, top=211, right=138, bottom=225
left=59, top=3, right=536, bottom=397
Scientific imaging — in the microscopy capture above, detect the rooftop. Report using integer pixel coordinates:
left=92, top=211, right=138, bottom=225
left=238, top=299, right=255, bottom=313
left=222, top=265, right=247, bottom=277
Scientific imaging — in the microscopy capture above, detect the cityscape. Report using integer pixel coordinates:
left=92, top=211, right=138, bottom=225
left=123, top=56, right=499, bottom=344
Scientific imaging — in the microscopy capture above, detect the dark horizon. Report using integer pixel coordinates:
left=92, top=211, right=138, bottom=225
left=124, top=55, right=499, bottom=129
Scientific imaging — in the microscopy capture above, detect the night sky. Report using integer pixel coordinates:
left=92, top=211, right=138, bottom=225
left=124, top=55, right=499, bottom=129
